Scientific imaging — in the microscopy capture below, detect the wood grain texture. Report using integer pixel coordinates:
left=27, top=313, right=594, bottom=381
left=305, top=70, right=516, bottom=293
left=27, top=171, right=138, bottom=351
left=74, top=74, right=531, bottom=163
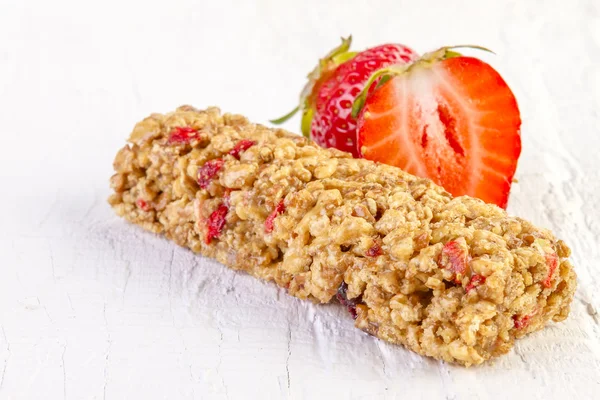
left=0, top=0, right=598, bottom=398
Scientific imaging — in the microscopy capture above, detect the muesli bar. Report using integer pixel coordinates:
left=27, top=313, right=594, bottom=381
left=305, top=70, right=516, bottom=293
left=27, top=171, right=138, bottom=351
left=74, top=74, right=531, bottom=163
left=109, top=106, right=576, bottom=366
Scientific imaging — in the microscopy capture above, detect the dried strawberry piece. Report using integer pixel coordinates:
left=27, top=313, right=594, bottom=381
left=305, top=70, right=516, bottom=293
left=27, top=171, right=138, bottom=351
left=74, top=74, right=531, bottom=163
left=542, top=252, right=558, bottom=288
left=197, top=158, right=224, bottom=189
left=264, top=200, right=285, bottom=233
left=205, top=203, right=228, bottom=244
left=439, top=239, right=470, bottom=284
left=229, top=139, right=256, bottom=159
left=336, top=282, right=359, bottom=319
left=168, top=126, right=199, bottom=144
left=136, top=199, right=151, bottom=212
left=366, top=242, right=382, bottom=257
left=512, top=314, right=532, bottom=330
left=465, top=274, right=486, bottom=292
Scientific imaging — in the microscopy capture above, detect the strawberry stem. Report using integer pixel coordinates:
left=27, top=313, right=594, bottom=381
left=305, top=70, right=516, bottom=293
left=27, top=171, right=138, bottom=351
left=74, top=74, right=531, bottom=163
left=446, top=44, right=495, bottom=54
left=270, top=105, right=300, bottom=125
left=323, top=36, right=353, bottom=63
left=422, top=45, right=495, bottom=61
left=332, top=50, right=358, bottom=65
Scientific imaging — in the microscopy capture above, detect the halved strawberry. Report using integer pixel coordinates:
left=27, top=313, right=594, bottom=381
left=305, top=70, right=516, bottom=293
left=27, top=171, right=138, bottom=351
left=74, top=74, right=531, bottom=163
left=355, top=48, right=521, bottom=208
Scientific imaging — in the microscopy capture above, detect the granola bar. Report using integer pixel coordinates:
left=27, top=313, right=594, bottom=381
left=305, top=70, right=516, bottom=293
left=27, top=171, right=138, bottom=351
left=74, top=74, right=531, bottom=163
left=108, top=106, right=576, bottom=366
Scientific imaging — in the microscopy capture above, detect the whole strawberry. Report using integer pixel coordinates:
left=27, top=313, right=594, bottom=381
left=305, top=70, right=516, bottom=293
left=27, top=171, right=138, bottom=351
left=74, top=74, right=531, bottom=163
left=272, top=36, right=418, bottom=157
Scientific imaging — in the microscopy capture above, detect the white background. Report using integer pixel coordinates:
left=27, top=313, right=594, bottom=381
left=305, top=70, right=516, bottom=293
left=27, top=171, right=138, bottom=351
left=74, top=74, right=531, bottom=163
left=1, top=0, right=599, bottom=399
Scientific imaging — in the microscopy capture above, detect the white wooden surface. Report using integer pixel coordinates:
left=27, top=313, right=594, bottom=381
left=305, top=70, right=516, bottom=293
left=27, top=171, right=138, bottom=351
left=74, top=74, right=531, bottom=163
left=1, top=0, right=599, bottom=398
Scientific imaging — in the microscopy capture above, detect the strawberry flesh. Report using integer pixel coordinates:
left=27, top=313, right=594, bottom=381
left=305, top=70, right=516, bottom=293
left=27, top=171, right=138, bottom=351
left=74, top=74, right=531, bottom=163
left=205, top=203, right=228, bottom=244
left=264, top=200, right=285, bottom=233
left=466, top=274, right=486, bottom=292
left=513, top=314, right=532, bottom=330
left=542, top=251, right=558, bottom=288
left=198, top=158, right=224, bottom=189
left=136, top=199, right=151, bottom=212
left=439, top=240, right=469, bottom=283
left=229, top=139, right=256, bottom=159
left=168, top=126, right=200, bottom=144
left=366, top=242, right=382, bottom=257
left=358, top=56, right=521, bottom=208
left=336, top=281, right=359, bottom=319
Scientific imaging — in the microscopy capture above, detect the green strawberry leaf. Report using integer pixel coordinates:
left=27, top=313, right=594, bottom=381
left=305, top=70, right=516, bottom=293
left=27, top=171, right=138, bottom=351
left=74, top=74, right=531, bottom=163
left=332, top=51, right=358, bottom=65
left=324, top=36, right=353, bottom=62
left=423, top=45, right=495, bottom=62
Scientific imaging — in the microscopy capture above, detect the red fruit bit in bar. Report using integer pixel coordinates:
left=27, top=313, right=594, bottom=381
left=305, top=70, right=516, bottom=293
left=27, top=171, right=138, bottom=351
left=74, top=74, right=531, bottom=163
left=168, top=126, right=199, bottom=144
left=512, top=314, right=532, bottom=330
left=466, top=274, right=486, bottom=292
left=205, top=203, right=228, bottom=244
left=229, top=139, right=256, bottom=159
left=198, top=158, right=224, bottom=189
left=136, top=199, right=151, bottom=212
left=336, top=282, right=359, bottom=319
left=440, top=240, right=469, bottom=284
left=366, top=242, right=382, bottom=257
left=542, top=251, right=558, bottom=288
left=265, top=200, right=285, bottom=233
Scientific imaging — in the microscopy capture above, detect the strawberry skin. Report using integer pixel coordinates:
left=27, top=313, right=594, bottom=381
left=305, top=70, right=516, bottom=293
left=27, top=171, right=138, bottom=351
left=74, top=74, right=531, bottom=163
left=272, top=37, right=418, bottom=157
left=357, top=56, right=521, bottom=208
left=310, top=44, right=418, bottom=156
